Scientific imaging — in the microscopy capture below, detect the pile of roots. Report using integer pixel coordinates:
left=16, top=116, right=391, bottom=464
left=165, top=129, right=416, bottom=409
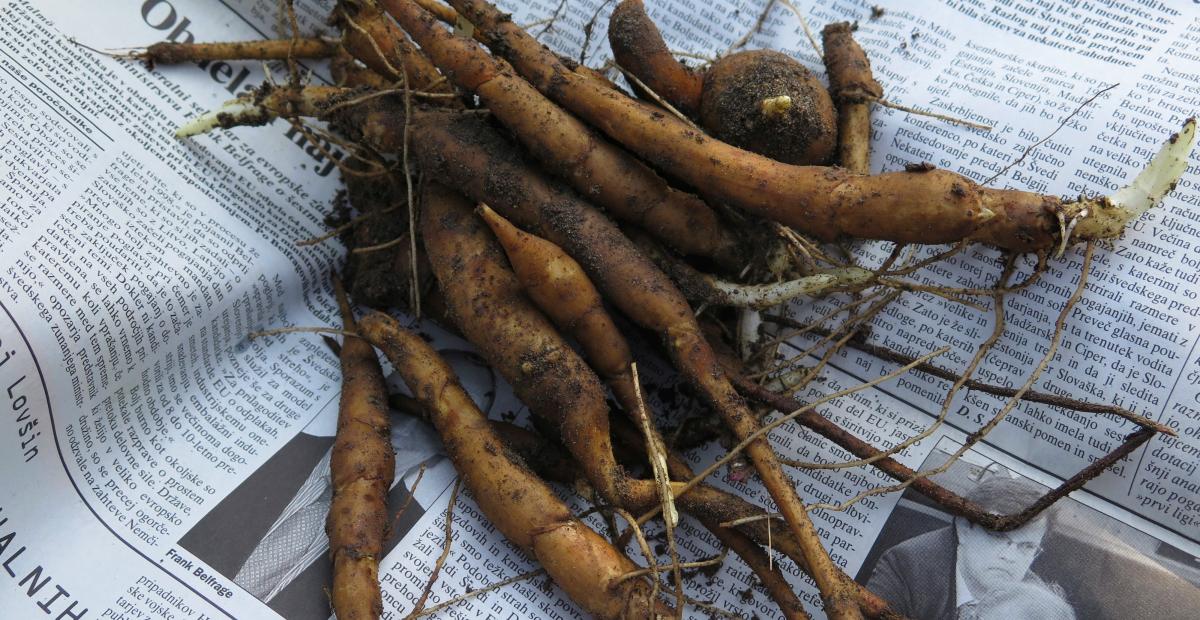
left=133, top=1, right=1194, bottom=617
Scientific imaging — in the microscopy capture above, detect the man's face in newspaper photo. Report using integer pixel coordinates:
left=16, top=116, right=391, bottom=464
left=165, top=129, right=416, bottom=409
left=956, top=517, right=1047, bottom=596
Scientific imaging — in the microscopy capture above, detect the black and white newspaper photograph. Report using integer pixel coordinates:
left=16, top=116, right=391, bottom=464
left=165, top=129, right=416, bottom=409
left=859, top=439, right=1200, bottom=620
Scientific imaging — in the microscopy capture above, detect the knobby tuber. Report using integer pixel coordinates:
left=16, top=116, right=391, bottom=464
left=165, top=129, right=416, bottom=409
left=608, top=0, right=838, bottom=165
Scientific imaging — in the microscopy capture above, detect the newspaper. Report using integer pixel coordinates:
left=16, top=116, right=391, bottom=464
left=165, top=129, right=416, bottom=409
left=0, top=0, right=1197, bottom=618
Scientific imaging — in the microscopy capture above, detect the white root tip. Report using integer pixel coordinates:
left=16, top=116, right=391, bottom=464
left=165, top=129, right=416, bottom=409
left=175, top=99, right=270, bottom=139
left=737, top=308, right=763, bottom=361
left=1108, top=117, right=1196, bottom=219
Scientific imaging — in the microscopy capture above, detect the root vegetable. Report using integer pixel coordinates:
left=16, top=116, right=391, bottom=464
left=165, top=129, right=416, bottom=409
left=129, top=38, right=337, bottom=65
left=154, top=7, right=1190, bottom=619
left=447, top=0, right=1196, bottom=252
left=428, top=182, right=881, bottom=619
left=357, top=312, right=670, bottom=619
left=477, top=204, right=643, bottom=418
left=377, top=0, right=746, bottom=268
left=419, top=180, right=628, bottom=506
left=609, top=0, right=837, bottom=164
left=409, top=112, right=862, bottom=619
left=821, top=22, right=882, bottom=173
left=328, top=278, right=395, bottom=620
left=697, top=49, right=838, bottom=165
left=334, top=1, right=452, bottom=93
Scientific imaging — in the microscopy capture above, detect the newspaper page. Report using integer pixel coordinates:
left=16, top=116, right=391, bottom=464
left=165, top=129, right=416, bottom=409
left=0, top=1, right=1197, bottom=619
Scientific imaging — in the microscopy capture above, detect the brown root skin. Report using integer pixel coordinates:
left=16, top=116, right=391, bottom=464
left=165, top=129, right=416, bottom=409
left=446, top=0, right=1093, bottom=253
left=379, top=0, right=745, bottom=268
left=822, top=22, right=882, bottom=174
left=357, top=313, right=668, bottom=619
left=821, top=22, right=883, bottom=104
left=609, top=0, right=836, bottom=164
left=476, top=205, right=863, bottom=619
left=136, top=38, right=336, bottom=65
left=608, top=0, right=704, bottom=116
left=410, top=109, right=860, bottom=619
left=419, top=181, right=628, bottom=507
left=328, top=280, right=394, bottom=620
left=478, top=205, right=641, bottom=415
left=835, top=103, right=873, bottom=173
left=335, top=1, right=450, bottom=92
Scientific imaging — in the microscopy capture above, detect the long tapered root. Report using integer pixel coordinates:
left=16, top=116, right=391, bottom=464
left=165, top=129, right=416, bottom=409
left=608, top=0, right=703, bottom=116
left=130, top=38, right=337, bottom=65
left=358, top=313, right=670, bottom=619
left=328, top=279, right=394, bottom=620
